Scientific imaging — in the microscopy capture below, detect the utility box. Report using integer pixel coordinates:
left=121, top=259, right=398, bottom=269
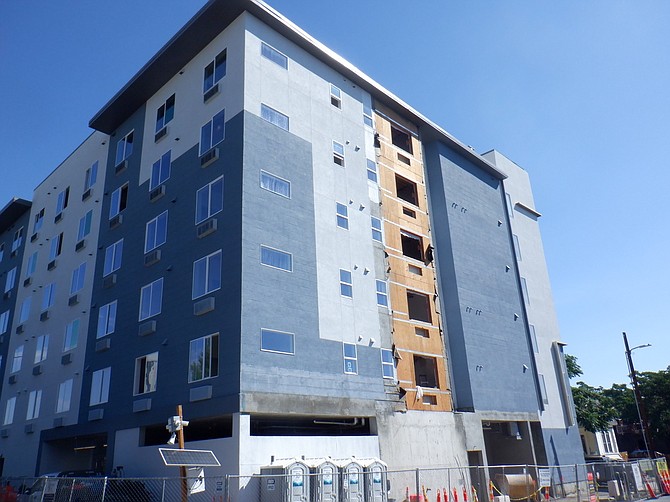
left=260, top=458, right=311, bottom=502
left=363, top=459, right=388, bottom=502
left=308, top=458, right=340, bottom=502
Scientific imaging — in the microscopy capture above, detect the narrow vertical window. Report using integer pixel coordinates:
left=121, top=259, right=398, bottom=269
left=41, top=282, right=56, bottom=311
left=330, top=84, right=342, bottom=108
left=85, top=161, right=98, bottom=190
left=26, top=390, right=42, bottom=420
left=139, top=278, right=164, bottom=321
left=115, top=131, right=134, bottom=166
left=363, top=103, right=374, bottom=128
left=195, top=176, right=224, bottom=224
left=34, top=335, right=49, bottom=364
left=336, top=203, right=349, bottom=229
left=367, top=159, right=378, bottom=183
left=33, top=208, right=45, bottom=232
left=18, top=296, right=31, bottom=323
left=192, top=251, right=222, bottom=299
left=134, top=352, right=158, bottom=395
left=339, top=269, right=353, bottom=298
left=371, top=216, right=383, bottom=242
left=150, top=151, right=172, bottom=190
left=200, top=110, right=225, bottom=155
left=333, top=141, right=345, bottom=167
left=189, top=333, right=219, bottom=382
left=109, top=184, right=129, bottom=219
left=0, top=311, right=9, bottom=335
left=70, top=262, right=86, bottom=295
left=145, top=211, right=168, bottom=253
left=376, top=280, right=389, bottom=307
left=4, top=267, right=17, bottom=293
left=97, top=301, right=117, bottom=339
left=512, top=234, right=522, bottom=261
left=103, top=239, right=123, bottom=277
left=11, top=346, right=23, bottom=373
left=521, top=277, right=530, bottom=306
left=55, top=188, right=70, bottom=216
left=49, top=233, right=63, bottom=260
left=56, top=379, right=73, bottom=413
left=203, top=49, right=227, bottom=93
left=155, top=94, right=175, bottom=133
left=343, top=343, right=358, bottom=374
left=381, top=349, right=395, bottom=379
left=78, top=211, right=93, bottom=241
left=3, top=397, right=16, bottom=425
left=11, top=227, right=24, bottom=252
left=63, top=319, right=80, bottom=352
left=90, top=367, right=111, bottom=406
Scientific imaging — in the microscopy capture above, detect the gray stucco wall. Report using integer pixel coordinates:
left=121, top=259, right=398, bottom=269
left=424, top=141, right=539, bottom=414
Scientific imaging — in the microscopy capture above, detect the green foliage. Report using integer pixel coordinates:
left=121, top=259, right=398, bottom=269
left=565, top=354, right=582, bottom=379
left=571, top=381, right=617, bottom=432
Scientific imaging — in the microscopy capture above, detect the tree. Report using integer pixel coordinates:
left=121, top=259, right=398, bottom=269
left=571, top=381, right=618, bottom=433
left=565, top=354, right=582, bottom=379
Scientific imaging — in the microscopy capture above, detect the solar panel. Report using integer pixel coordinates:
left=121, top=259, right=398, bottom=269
left=159, top=448, right=221, bottom=467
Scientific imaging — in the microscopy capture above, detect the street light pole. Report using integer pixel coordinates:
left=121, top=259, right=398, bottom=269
left=622, top=332, right=653, bottom=458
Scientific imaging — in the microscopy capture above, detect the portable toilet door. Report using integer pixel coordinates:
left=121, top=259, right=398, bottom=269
left=288, top=461, right=310, bottom=502
left=341, top=461, right=365, bottom=502
left=313, top=459, right=339, bottom=502
left=364, top=460, right=388, bottom=502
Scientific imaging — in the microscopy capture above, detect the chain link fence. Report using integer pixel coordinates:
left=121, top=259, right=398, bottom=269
left=0, top=458, right=667, bottom=501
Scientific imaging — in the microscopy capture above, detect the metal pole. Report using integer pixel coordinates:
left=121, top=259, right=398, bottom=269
left=415, top=468, right=420, bottom=502
left=623, top=333, right=652, bottom=456
left=177, top=404, right=188, bottom=502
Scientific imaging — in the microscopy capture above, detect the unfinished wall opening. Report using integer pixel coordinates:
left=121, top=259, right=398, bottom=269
left=250, top=415, right=373, bottom=436
left=407, top=290, right=431, bottom=323
left=391, top=125, right=413, bottom=154
left=395, top=175, right=418, bottom=206
left=401, top=230, right=424, bottom=261
left=414, top=356, right=438, bottom=388
left=141, top=416, right=233, bottom=446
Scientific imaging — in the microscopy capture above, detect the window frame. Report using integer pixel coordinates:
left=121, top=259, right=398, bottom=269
left=4, top=267, right=17, bottom=293
left=77, top=210, right=93, bottom=241
left=336, top=202, right=349, bottom=229
left=0, top=310, right=9, bottom=335
left=3, top=397, right=16, bottom=426
left=363, top=103, right=374, bottom=128
left=63, top=319, right=80, bottom=352
left=260, top=104, right=289, bottom=131
left=33, top=209, right=45, bottom=233
left=155, top=94, right=175, bottom=133
left=330, top=84, right=342, bottom=108
left=376, top=280, right=389, bottom=307
left=41, top=282, right=56, bottom=311
left=339, top=269, right=353, bottom=298
left=11, top=345, right=23, bottom=374
left=84, top=161, right=98, bottom=190
left=70, top=262, right=86, bottom=295
left=343, top=343, right=358, bottom=375
left=260, top=245, right=293, bottom=272
left=260, top=328, right=295, bottom=355
left=115, top=130, right=134, bottom=166
left=199, top=109, right=225, bottom=156
left=89, top=367, right=111, bottom=406
left=371, top=216, right=383, bottom=242
left=18, top=296, right=31, bottom=324
left=34, top=334, right=49, bottom=364
left=56, top=379, right=73, bottom=414
left=260, top=170, right=291, bottom=198
left=366, top=159, right=378, bottom=183
left=55, top=188, right=70, bottom=216
left=103, top=239, right=123, bottom=277
left=333, top=141, right=345, bottom=167
left=203, top=49, right=227, bottom=93
left=97, top=301, right=117, bottom=339
left=145, top=211, right=168, bottom=253
left=139, top=277, right=164, bottom=321
left=189, top=333, right=219, bottom=383
left=134, top=352, right=159, bottom=396
left=150, top=151, right=172, bottom=191
left=26, top=390, right=42, bottom=420
left=109, top=184, right=129, bottom=219
left=261, top=41, right=288, bottom=69
left=192, top=250, right=222, bottom=300
left=195, top=176, right=224, bottom=224
left=49, top=233, right=63, bottom=260
left=381, top=349, right=395, bottom=379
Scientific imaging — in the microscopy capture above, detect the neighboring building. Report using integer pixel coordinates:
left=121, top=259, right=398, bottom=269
left=0, top=0, right=582, bottom=486
left=580, top=424, right=623, bottom=460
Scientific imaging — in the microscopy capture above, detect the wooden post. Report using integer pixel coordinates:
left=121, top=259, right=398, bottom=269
left=177, top=404, right=188, bottom=502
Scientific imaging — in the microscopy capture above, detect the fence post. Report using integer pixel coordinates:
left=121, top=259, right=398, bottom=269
left=575, top=465, right=580, bottom=502
left=415, top=468, right=421, bottom=501
left=225, top=474, right=230, bottom=502
left=101, top=476, right=108, bottom=501
left=161, top=478, right=166, bottom=502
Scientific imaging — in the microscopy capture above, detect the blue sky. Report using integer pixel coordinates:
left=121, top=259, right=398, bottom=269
left=1, top=1, right=668, bottom=388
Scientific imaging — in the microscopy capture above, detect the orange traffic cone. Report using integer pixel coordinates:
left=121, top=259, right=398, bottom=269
left=438, top=490, right=442, bottom=502
left=472, top=485, right=479, bottom=502
left=463, top=486, right=468, bottom=502
left=643, top=474, right=657, bottom=499
left=453, top=487, right=459, bottom=502
left=544, top=487, right=550, bottom=501
left=489, top=480, right=495, bottom=502
left=444, top=488, right=448, bottom=502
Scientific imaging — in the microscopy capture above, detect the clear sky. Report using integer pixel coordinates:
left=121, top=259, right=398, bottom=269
left=1, top=1, right=668, bottom=388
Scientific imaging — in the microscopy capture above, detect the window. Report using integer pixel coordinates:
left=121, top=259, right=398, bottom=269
left=63, top=319, right=80, bottom=352
left=11, top=227, right=24, bottom=253
left=395, top=175, right=419, bottom=206
left=381, top=349, right=394, bottom=379
left=363, top=103, right=373, bottom=128
left=134, top=352, right=158, bottom=395
left=401, top=230, right=424, bottom=261
left=261, top=329, right=294, bottom=355
left=3, top=397, right=15, bottom=426
left=25, top=252, right=38, bottom=278
left=192, top=251, right=221, bottom=299
left=512, top=234, right=522, bottom=261
left=343, top=343, right=357, bottom=374
left=414, top=355, right=438, bottom=388
left=333, top=141, right=345, bottom=167
left=260, top=171, right=291, bottom=198
left=109, top=184, right=129, bottom=219
left=330, top=84, right=342, bottom=108
left=371, top=217, right=383, bottom=242
left=0, top=243, right=4, bottom=262
left=506, top=193, right=514, bottom=219
left=34, top=335, right=49, bottom=364
left=336, top=202, right=349, bottom=229
left=77, top=211, right=93, bottom=241
left=367, top=159, right=378, bottom=183
left=85, top=161, right=98, bottom=190
left=340, top=269, right=353, bottom=298
left=407, top=290, right=431, bottom=323
left=155, top=94, right=175, bottom=132
left=42, top=282, right=56, bottom=311
left=150, top=151, right=171, bottom=190
left=18, top=296, right=31, bottom=323
left=376, top=280, right=389, bottom=307
left=4, top=267, right=16, bottom=293
left=391, top=125, right=413, bottom=154
left=0, top=310, right=9, bottom=335
left=33, top=208, right=45, bottom=233
left=538, top=373, right=549, bottom=404
left=56, top=379, right=73, bottom=413
left=11, top=346, right=23, bottom=373
left=529, top=324, right=539, bottom=353
left=260, top=246, right=292, bottom=272
left=261, top=41, right=288, bottom=69
left=139, top=278, right=164, bottom=321
left=103, top=239, right=123, bottom=277
left=145, top=211, right=168, bottom=253
left=195, top=176, right=224, bottom=224
left=70, top=262, right=86, bottom=295
left=200, top=109, right=225, bottom=155
left=521, top=277, right=530, bottom=306
left=261, top=104, right=289, bottom=130
left=115, top=131, right=134, bottom=166
left=49, top=233, right=63, bottom=261
left=55, top=188, right=70, bottom=216
left=203, top=50, right=227, bottom=93
left=89, top=367, right=111, bottom=406
left=189, top=333, right=219, bottom=382
left=97, top=301, right=117, bottom=339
